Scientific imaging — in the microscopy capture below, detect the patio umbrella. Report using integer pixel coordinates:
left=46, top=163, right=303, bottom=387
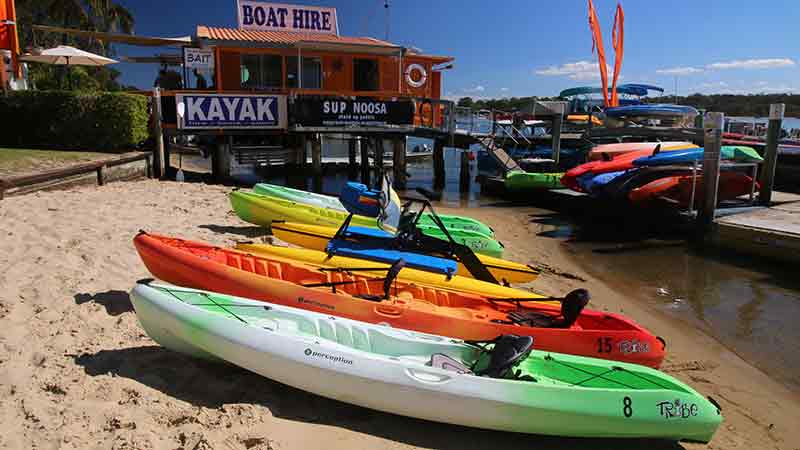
left=20, top=45, right=117, bottom=88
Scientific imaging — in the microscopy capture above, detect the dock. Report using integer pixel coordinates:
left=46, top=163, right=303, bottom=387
left=714, top=193, right=800, bottom=262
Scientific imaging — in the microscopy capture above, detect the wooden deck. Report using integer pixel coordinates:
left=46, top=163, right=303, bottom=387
left=714, top=192, right=800, bottom=262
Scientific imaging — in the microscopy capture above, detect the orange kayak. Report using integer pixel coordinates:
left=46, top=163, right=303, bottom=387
left=629, top=172, right=758, bottom=207
left=133, top=232, right=666, bottom=367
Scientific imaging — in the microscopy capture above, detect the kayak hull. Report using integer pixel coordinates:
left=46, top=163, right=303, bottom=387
left=270, top=222, right=537, bottom=284
left=133, top=233, right=665, bottom=367
left=504, top=171, right=565, bottom=191
left=253, top=183, right=496, bottom=238
left=229, top=190, right=505, bottom=258
left=132, top=282, right=718, bottom=441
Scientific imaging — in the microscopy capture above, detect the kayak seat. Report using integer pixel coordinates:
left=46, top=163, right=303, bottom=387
left=428, top=354, right=473, bottom=374
left=476, top=335, right=534, bottom=378
left=507, top=289, right=590, bottom=329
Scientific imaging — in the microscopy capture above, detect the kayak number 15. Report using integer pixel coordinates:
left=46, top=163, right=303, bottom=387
left=597, top=337, right=613, bottom=353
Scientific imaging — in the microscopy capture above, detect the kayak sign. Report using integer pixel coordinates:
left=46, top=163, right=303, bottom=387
left=292, top=98, right=415, bottom=128
left=176, top=94, right=287, bottom=130
left=237, top=1, right=338, bottom=35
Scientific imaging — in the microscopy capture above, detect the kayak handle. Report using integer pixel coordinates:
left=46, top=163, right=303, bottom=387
left=404, top=368, right=453, bottom=385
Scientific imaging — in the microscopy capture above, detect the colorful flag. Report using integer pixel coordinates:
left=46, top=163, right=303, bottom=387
left=588, top=0, right=609, bottom=107
left=610, top=3, right=625, bottom=107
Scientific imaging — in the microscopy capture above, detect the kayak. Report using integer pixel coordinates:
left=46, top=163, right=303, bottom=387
left=605, top=104, right=699, bottom=118
left=588, top=142, right=696, bottom=161
left=229, top=191, right=505, bottom=258
left=253, top=183, right=495, bottom=238
left=592, top=166, right=697, bottom=200
left=270, top=222, right=535, bottom=284
left=131, top=281, right=719, bottom=441
left=133, top=232, right=666, bottom=367
left=581, top=170, right=628, bottom=195
left=235, top=243, right=541, bottom=299
left=504, top=171, right=565, bottom=191
left=629, top=172, right=758, bottom=207
left=633, top=146, right=763, bottom=167
left=562, top=150, right=658, bottom=192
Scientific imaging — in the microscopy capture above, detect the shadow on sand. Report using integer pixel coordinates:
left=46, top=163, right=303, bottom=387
left=74, top=290, right=133, bottom=316
left=198, top=224, right=267, bottom=239
left=74, top=346, right=686, bottom=450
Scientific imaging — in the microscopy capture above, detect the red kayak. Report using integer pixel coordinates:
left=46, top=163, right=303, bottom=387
left=133, top=232, right=666, bottom=367
left=629, top=172, right=758, bottom=207
left=562, top=150, right=654, bottom=191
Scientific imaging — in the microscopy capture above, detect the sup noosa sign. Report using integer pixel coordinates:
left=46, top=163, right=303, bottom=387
left=293, top=98, right=415, bottom=127
left=237, top=1, right=338, bottom=35
left=176, top=94, right=288, bottom=130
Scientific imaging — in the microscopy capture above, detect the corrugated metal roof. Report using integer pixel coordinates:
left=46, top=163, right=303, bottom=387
left=197, top=26, right=397, bottom=48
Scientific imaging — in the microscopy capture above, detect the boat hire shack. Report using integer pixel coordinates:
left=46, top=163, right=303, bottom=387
left=163, top=0, right=454, bottom=150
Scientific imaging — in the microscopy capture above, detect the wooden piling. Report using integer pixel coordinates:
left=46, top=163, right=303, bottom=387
left=392, top=137, right=407, bottom=189
left=311, top=135, right=322, bottom=175
left=759, top=103, right=785, bottom=205
left=152, top=88, right=166, bottom=179
left=698, top=112, right=724, bottom=230
left=360, top=137, right=370, bottom=185
left=459, top=150, right=471, bottom=192
left=96, top=165, right=106, bottom=186
left=433, top=139, right=445, bottom=188
left=551, top=105, right=564, bottom=165
left=348, top=137, right=358, bottom=180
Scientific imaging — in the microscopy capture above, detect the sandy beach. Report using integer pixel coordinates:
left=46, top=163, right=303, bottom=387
left=1, top=179, right=799, bottom=450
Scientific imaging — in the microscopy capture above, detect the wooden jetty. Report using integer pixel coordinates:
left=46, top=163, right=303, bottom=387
left=714, top=194, right=800, bottom=262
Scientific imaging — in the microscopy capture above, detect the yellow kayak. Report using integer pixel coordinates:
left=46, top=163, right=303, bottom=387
left=235, top=243, right=548, bottom=302
left=269, top=222, right=539, bottom=284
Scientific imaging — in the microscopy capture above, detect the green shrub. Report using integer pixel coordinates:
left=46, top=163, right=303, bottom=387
left=0, top=90, right=149, bottom=152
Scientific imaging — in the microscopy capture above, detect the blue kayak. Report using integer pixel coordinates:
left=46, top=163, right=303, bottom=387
left=583, top=170, right=629, bottom=194
left=605, top=104, right=698, bottom=118
left=325, top=226, right=458, bottom=276
left=633, top=146, right=763, bottom=167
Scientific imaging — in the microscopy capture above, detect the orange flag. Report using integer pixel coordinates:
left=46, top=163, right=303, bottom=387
left=610, top=3, right=625, bottom=107
left=0, top=0, right=20, bottom=78
left=588, top=0, right=609, bottom=107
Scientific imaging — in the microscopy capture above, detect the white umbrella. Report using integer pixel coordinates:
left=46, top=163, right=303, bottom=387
left=19, top=45, right=117, bottom=89
left=19, top=45, right=117, bottom=66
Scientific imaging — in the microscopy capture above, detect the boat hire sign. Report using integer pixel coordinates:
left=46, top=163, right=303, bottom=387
left=293, top=98, right=415, bottom=127
left=237, top=1, right=339, bottom=35
left=175, top=94, right=288, bottom=130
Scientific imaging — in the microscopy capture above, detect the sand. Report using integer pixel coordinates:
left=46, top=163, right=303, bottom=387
left=0, top=179, right=798, bottom=450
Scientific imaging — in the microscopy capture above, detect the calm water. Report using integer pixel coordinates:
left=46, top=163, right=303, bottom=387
left=541, top=220, right=800, bottom=391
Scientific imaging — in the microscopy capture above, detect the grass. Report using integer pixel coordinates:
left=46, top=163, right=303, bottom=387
left=0, top=148, right=113, bottom=177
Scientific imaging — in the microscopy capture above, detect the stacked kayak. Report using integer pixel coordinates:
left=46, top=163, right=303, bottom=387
left=629, top=172, right=758, bottom=207
left=633, top=146, right=763, bottom=167
left=133, top=232, right=666, bottom=367
left=588, top=142, right=696, bottom=161
left=504, top=171, right=565, bottom=191
left=131, top=280, right=720, bottom=441
left=229, top=190, right=504, bottom=258
left=253, top=183, right=495, bottom=237
left=269, top=222, right=532, bottom=283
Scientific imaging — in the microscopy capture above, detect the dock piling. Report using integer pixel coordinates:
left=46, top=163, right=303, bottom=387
left=311, top=135, right=322, bottom=175
left=698, top=112, right=724, bottom=230
left=360, top=137, right=370, bottom=185
left=392, top=137, right=407, bottom=189
left=151, top=88, right=166, bottom=179
left=758, top=103, right=785, bottom=205
left=551, top=103, right=565, bottom=166
left=459, top=150, right=471, bottom=192
left=433, top=139, right=445, bottom=188
left=348, top=138, right=357, bottom=180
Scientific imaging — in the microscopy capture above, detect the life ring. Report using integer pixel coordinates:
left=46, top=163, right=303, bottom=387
left=405, top=63, right=427, bottom=88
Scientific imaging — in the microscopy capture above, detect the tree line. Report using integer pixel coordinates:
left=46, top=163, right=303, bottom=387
left=456, top=93, right=800, bottom=117
left=14, top=0, right=136, bottom=91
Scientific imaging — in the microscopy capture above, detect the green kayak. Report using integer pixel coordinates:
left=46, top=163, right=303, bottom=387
left=132, top=281, right=722, bottom=442
left=505, top=171, right=566, bottom=191
left=229, top=190, right=505, bottom=258
left=253, top=183, right=495, bottom=238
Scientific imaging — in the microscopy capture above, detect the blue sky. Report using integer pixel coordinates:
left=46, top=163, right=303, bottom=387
left=113, top=0, right=800, bottom=97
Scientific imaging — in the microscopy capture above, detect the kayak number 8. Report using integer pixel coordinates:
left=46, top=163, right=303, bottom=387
left=623, top=396, right=633, bottom=418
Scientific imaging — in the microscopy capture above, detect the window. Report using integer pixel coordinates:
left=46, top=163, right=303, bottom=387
left=240, top=54, right=282, bottom=90
left=286, top=56, right=322, bottom=89
left=353, top=58, right=379, bottom=91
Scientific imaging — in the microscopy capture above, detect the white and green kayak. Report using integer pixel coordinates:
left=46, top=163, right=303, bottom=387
left=131, top=281, right=722, bottom=442
left=253, top=183, right=495, bottom=238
